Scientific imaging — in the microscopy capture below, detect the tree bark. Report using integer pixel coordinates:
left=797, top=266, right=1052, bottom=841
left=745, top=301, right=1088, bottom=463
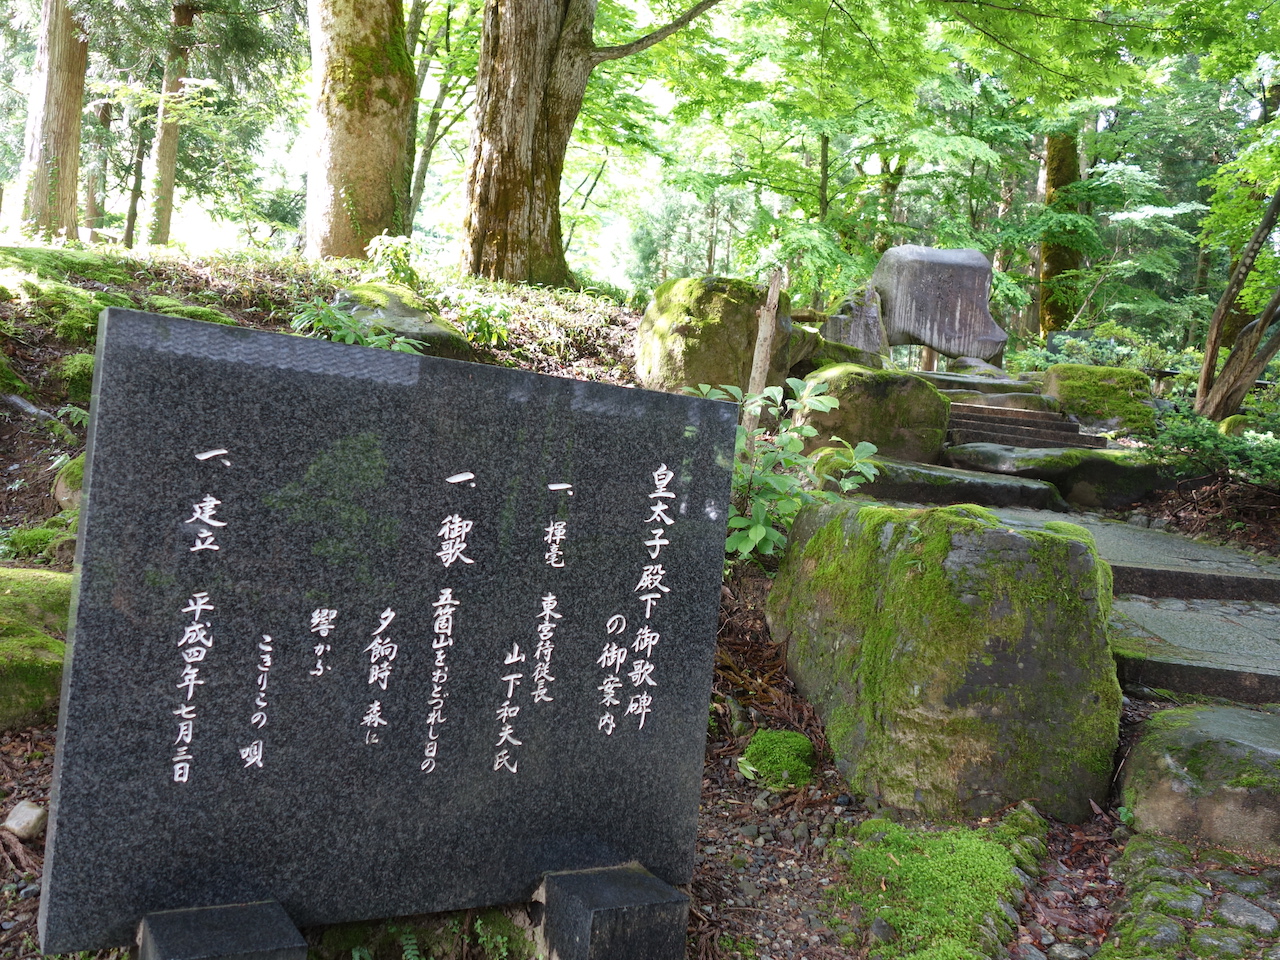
left=16, top=0, right=87, bottom=239
left=146, top=4, right=197, bottom=246
left=1039, top=132, right=1081, bottom=335
left=1196, top=288, right=1280, bottom=420
left=462, top=0, right=722, bottom=286
left=305, top=0, right=415, bottom=260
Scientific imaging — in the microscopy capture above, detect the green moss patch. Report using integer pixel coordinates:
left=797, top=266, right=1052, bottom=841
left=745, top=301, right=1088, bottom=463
left=0, top=567, right=70, bottom=730
left=741, top=729, right=817, bottom=788
left=2, top=510, right=78, bottom=564
left=144, top=296, right=235, bottom=325
left=54, top=352, right=95, bottom=403
left=1043, top=363, right=1155, bottom=434
left=831, top=809, right=1038, bottom=959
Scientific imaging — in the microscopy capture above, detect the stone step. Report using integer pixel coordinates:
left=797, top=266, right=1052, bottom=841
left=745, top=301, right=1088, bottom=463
left=951, top=415, right=1081, bottom=439
left=938, top=390, right=1061, bottom=413
left=948, top=425, right=1109, bottom=449
left=854, top=456, right=1069, bottom=512
left=914, top=371, right=1040, bottom=395
left=949, top=403, right=1073, bottom=426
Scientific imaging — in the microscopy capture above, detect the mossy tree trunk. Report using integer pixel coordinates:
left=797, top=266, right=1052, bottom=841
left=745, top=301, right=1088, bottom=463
left=462, top=0, right=722, bottom=286
left=17, top=0, right=87, bottom=240
left=1039, top=132, right=1081, bottom=336
left=146, top=4, right=197, bottom=246
left=305, top=0, right=415, bottom=260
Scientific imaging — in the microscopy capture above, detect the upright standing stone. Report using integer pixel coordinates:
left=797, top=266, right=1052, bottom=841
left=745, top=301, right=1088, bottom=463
left=870, top=245, right=1008, bottom=362
left=39, top=310, right=734, bottom=952
left=824, top=287, right=889, bottom=359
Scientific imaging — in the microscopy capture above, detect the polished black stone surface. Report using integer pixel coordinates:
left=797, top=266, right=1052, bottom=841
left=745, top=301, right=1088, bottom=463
left=39, top=309, right=735, bottom=952
left=542, top=865, right=689, bottom=960
left=138, top=900, right=307, bottom=960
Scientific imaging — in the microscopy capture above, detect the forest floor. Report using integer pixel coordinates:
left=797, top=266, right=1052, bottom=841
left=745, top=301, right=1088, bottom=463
left=2, top=247, right=1280, bottom=958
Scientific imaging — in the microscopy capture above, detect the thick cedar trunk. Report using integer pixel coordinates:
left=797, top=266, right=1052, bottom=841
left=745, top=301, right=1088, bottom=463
left=18, top=0, right=87, bottom=239
left=462, top=0, right=721, bottom=285
left=1039, top=133, right=1081, bottom=336
left=305, top=0, right=415, bottom=260
left=147, top=4, right=196, bottom=245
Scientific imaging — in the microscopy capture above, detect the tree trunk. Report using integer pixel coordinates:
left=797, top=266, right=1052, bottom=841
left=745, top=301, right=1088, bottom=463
left=462, top=0, right=722, bottom=285
left=1196, top=289, right=1280, bottom=420
left=147, top=4, right=196, bottom=246
left=124, top=112, right=154, bottom=249
left=305, top=0, right=415, bottom=260
left=1039, top=132, right=1081, bottom=335
left=1196, top=188, right=1280, bottom=409
left=17, top=0, right=87, bottom=239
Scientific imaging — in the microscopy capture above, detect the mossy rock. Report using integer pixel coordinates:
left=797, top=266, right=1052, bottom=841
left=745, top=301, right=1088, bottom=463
left=1122, top=706, right=1280, bottom=858
left=144, top=296, right=236, bottom=326
left=16, top=276, right=137, bottom=345
left=794, top=363, right=950, bottom=464
left=789, top=334, right=884, bottom=377
left=54, top=352, right=95, bottom=403
left=768, top=501, right=1120, bottom=821
left=335, top=283, right=474, bottom=362
left=742, top=729, right=817, bottom=788
left=1042, top=363, right=1155, bottom=434
left=0, top=568, right=70, bottom=730
left=634, top=276, right=803, bottom=394
left=53, top=453, right=85, bottom=510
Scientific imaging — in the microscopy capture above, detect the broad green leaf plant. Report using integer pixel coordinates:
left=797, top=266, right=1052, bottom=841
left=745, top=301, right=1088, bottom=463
left=693, top=378, right=878, bottom=563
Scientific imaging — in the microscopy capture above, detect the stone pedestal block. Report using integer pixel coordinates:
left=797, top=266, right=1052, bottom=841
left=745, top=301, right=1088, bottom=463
left=138, top=901, right=306, bottom=960
left=540, top=864, right=688, bottom=960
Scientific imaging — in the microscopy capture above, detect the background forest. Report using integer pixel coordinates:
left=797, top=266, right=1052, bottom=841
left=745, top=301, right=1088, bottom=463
left=2, top=0, right=1280, bottom=416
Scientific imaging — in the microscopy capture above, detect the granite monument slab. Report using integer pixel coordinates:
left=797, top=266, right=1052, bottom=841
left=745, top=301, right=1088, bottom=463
left=39, top=309, right=735, bottom=952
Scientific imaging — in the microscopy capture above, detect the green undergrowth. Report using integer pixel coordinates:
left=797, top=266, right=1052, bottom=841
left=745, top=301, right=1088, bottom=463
left=830, top=804, right=1047, bottom=960
left=0, top=510, right=78, bottom=564
left=308, top=907, right=534, bottom=960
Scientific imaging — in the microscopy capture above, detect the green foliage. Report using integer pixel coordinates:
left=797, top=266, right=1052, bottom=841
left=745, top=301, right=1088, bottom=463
left=289, top=298, right=425, bottom=354
left=690, top=378, right=878, bottom=562
left=365, top=233, right=420, bottom=288
left=739, top=729, right=816, bottom=788
left=1137, top=409, right=1280, bottom=489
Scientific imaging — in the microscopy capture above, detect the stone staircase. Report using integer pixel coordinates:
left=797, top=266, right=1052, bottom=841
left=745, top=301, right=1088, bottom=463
left=947, top=403, right=1108, bottom=449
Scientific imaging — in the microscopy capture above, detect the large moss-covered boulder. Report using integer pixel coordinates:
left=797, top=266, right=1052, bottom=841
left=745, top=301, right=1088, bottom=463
left=793, top=364, right=950, bottom=463
left=634, top=277, right=806, bottom=393
left=1122, top=706, right=1280, bottom=858
left=1042, top=364, right=1155, bottom=434
left=767, top=501, right=1120, bottom=821
left=0, top=568, right=70, bottom=730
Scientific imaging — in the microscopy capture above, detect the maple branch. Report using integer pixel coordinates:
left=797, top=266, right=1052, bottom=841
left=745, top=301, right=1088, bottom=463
left=591, top=0, right=724, bottom=64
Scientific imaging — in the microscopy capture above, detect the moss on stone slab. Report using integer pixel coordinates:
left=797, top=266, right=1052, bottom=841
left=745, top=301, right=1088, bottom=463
left=1042, top=363, right=1156, bottom=434
left=0, top=568, right=70, bottom=730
